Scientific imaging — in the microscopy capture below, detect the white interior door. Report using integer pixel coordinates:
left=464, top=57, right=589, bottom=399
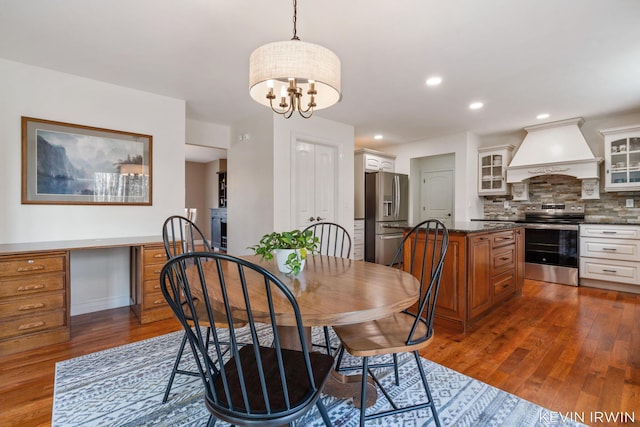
left=293, top=140, right=338, bottom=229
left=421, top=170, right=454, bottom=227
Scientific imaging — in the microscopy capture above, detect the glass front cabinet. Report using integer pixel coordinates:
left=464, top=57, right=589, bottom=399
left=602, top=125, right=640, bottom=191
left=478, top=145, right=514, bottom=196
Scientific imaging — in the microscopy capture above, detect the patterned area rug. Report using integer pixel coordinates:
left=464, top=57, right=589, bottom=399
left=53, top=326, right=587, bottom=427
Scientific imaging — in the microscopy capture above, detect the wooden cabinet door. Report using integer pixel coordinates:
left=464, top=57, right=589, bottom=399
left=468, top=234, right=492, bottom=319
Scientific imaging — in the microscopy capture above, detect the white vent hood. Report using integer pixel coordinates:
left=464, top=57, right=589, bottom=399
left=506, top=117, right=602, bottom=184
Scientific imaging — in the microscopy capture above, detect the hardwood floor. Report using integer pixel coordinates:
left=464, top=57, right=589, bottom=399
left=1, top=280, right=638, bottom=427
left=421, top=279, right=640, bottom=426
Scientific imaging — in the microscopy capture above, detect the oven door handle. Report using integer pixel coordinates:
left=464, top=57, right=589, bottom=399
left=524, top=223, right=579, bottom=231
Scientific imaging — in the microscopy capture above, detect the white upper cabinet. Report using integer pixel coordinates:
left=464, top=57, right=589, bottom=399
left=478, top=145, right=514, bottom=196
left=358, top=149, right=395, bottom=172
left=354, top=149, right=396, bottom=219
left=601, top=125, right=640, bottom=192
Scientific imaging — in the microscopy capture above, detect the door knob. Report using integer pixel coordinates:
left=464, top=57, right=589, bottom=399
left=308, top=217, right=316, bottom=222
left=316, top=216, right=324, bottom=221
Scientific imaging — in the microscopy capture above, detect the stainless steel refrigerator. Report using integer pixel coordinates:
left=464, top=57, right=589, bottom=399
left=364, top=171, right=409, bottom=265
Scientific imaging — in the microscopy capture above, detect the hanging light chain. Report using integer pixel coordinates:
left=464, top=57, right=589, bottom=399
left=262, top=0, right=314, bottom=118
left=291, top=0, right=299, bottom=41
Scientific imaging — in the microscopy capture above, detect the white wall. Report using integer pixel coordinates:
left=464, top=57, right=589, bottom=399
left=228, top=113, right=275, bottom=255
left=186, top=118, right=230, bottom=149
left=228, top=112, right=354, bottom=255
left=378, top=132, right=483, bottom=222
left=272, top=115, right=355, bottom=233
left=0, top=58, right=186, bottom=314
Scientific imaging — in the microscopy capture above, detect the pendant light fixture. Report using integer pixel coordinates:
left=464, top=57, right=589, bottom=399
left=249, top=0, right=341, bottom=119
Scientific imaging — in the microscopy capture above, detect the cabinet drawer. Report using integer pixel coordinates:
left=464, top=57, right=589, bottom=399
left=0, top=309, right=65, bottom=339
left=492, top=246, right=515, bottom=274
left=580, top=237, right=640, bottom=262
left=0, top=275, right=64, bottom=298
left=143, top=246, right=167, bottom=265
left=493, top=271, right=515, bottom=299
left=491, top=230, right=515, bottom=248
left=0, top=293, right=64, bottom=317
left=0, top=255, right=65, bottom=278
left=143, top=278, right=163, bottom=296
left=143, top=263, right=165, bottom=280
left=580, top=258, right=640, bottom=285
left=580, top=224, right=640, bottom=239
left=142, top=290, right=169, bottom=310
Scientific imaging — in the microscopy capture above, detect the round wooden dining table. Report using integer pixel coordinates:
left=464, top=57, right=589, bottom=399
left=188, top=253, right=421, bottom=406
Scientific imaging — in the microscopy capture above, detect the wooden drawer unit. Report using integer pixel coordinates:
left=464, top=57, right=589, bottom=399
left=0, top=251, right=69, bottom=356
left=580, top=224, right=640, bottom=239
left=467, top=229, right=518, bottom=322
left=493, top=271, right=516, bottom=300
left=0, top=255, right=64, bottom=277
left=131, top=243, right=172, bottom=323
left=581, top=237, right=640, bottom=262
left=579, top=224, right=640, bottom=293
left=492, top=245, right=515, bottom=275
left=580, top=258, right=639, bottom=285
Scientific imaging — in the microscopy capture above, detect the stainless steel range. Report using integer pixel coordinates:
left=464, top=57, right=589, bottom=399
left=518, top=203, right=584, bottom=286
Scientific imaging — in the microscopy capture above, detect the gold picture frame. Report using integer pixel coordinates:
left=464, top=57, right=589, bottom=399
left=22, top=117, right=152, bottom=205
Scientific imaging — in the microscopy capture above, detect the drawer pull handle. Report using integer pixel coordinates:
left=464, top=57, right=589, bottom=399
left=18, top=321, right=45, bottom=331
left=153, top=299, right=164, bottom=305
left=153, top=284, right=160, bottom=289
left=17, top=265, right=45, bottom=272
left=153, top=269, right=162, bottom=274
left=602, top=247, right=617, bottom=251
left=502, top=283, right=510, bottom=288
left=479, top=237, right=489, bottom=241
left=18, top=302, right=45, bottom=311
left=601, top=231, right=618, bottom=234
left=153, top=253, right=164, bottom=258
left=495, top=237, right=513, bottom=242
left=500, top=257, right=511, bottom=261
left=17, top=284, right=45, bottom=291
left=602, top=269, right=617, bottom=273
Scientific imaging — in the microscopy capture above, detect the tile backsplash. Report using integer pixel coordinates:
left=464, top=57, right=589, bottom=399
left=483, top=174, right=640, bottom=223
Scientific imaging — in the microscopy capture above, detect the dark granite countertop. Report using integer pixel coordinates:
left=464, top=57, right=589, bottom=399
left=387, top=221, right=522, bottom=234
left=472, top=218, right=639, bottom=226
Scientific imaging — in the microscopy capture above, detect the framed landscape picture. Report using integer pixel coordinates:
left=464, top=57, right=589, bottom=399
left=21, top=117, right=152, bottom=205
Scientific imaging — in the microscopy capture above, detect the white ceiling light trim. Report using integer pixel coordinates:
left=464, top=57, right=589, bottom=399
left=426, top=76, right=442, bottom=86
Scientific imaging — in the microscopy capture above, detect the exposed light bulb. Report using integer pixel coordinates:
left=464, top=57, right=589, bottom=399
left=537, top=113, right=550, bottom=119
left=469, top=102, right=484, bottom=110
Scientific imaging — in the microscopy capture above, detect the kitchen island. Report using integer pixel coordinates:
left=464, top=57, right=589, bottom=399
left=400, top=222, right=525, bottom=332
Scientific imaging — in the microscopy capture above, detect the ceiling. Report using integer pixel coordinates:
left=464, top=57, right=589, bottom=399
left=1, top=0, right=640, bottom=154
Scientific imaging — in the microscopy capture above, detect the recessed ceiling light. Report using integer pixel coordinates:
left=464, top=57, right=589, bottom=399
left=469, top=102, right=484, bottom=110
left=374, top=134, right=383, bottom=140
left=426, top=76, right=442, bottom=86
left=536, top=113, right=550, bottom=119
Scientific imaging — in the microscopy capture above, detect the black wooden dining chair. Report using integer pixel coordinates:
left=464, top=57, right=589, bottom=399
left=160, top=252, right=335, bottom=427
left=302, top=222, right=352, bottom=355
left=161, top=215, right=246, bottom=404
left=333, top=219, right=448, bottom=427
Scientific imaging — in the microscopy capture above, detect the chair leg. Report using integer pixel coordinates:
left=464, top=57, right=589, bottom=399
left=334, top=345, right=346, bottom=372
left=393, top=353, right=399, bottom=386
left=413, top=351, right=441, bottom=427
left=206, top=414, right=216, bottom=427
left=322, top=326, right=333, bottom=355
left=162, top=331, right=189, bottom=403
left=315, top=399, right=333, bottom=427
left=359, top=356, right=369, bottom=427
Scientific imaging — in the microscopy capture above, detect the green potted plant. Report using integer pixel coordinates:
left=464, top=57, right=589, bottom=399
left=250, top=229, right=319, bottom=275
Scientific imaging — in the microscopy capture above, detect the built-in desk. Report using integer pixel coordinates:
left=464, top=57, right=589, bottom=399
left=0, top=236, right=167, bottom=356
